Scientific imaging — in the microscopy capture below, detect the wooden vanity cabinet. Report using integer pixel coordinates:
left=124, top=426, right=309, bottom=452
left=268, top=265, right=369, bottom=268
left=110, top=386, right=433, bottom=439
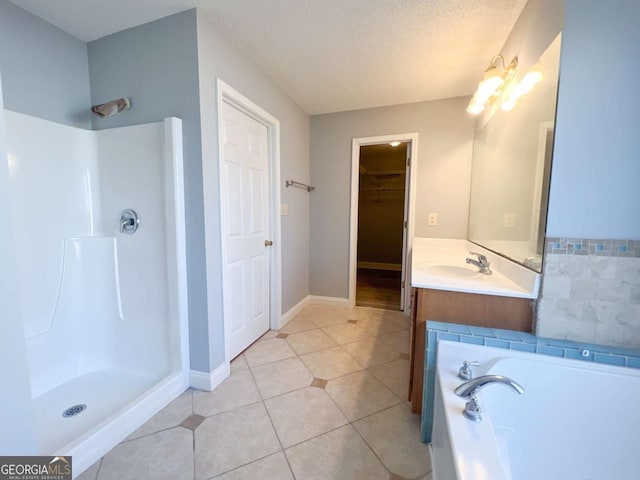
left=408, top=288, right=533, bottom=413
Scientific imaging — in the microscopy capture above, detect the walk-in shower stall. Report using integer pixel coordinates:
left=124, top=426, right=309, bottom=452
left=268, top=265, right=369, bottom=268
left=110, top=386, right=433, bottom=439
left=0, top=102, right=189, bottom=475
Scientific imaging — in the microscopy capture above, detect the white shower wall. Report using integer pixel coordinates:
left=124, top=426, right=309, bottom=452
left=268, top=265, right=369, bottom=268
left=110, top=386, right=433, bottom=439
left=4, top=111, right=187, bottom=461
left=95, top=122, right=177, bottom=377
left=0, top=75, right=38, bottom=455
left=6, top=110, right=178, bottom=391
left=6, top=112, right=99, bottom=339
left=97, top=124, right=169, bottom=331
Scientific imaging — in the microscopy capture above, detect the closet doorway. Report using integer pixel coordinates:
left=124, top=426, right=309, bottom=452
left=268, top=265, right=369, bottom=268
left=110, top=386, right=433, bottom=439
left=348, top=134, right=418, bottom=313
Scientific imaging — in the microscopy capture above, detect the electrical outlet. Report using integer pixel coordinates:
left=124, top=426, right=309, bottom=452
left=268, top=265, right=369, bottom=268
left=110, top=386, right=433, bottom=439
left=428, top=213, right=438, bottom=226
left=503, top=213, right=515, bottom=227
left=280, top=203, right=289, bottom=216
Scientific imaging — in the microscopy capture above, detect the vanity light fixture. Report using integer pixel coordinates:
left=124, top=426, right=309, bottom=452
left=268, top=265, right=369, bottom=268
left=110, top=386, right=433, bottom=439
left=501, top=66, right=543, bottom=111
left=389, top=141, right=401, bottom=147
left=466, top=55, right=518, bottom=115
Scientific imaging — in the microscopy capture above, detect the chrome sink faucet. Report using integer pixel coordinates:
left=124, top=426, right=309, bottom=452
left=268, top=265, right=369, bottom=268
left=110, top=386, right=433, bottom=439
left=454, top=374, right=524, bottom=422
left=466, top=252, right=492, bottom=275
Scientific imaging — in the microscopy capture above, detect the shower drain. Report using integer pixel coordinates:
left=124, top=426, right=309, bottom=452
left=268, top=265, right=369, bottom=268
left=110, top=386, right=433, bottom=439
left=62, top=404, right=87, bottom=418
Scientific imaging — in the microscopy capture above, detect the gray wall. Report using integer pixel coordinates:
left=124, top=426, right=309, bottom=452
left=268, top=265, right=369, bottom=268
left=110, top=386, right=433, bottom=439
left=310, top=97, right=474, bottom=299
left=0, top=0, right=91, bottom=128
left=87, top=10, right=211, bottom=372
left=197, top=13, right=311, bottom=369
left=547, top=0, right=640, bottom=239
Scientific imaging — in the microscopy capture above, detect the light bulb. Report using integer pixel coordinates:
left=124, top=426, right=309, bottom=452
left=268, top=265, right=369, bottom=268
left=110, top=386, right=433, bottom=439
left=478, top=65, right=504, bottom=96
left=466, top=92, right=486, bottom=115
left=478, top=76, right=503, bottom=96
left=501, top=99, right=516, bottom=111
left=501, top=69, right=543, bottom=111
left=466, top=101, right=485, bottom=115
left=518, top=70, right=543, bottom=95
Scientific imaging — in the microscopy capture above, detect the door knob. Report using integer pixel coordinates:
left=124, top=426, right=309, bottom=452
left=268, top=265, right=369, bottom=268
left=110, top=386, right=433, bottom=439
left=264, top=240, right=273, bottom=246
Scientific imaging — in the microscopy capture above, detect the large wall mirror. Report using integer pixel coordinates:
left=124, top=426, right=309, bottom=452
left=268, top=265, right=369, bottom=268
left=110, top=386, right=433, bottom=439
left=468, top=34, right=562, bottom=273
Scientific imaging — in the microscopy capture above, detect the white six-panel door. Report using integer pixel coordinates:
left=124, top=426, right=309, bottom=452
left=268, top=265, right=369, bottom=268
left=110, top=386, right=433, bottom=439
left=221, top=101, right=271, bottom=359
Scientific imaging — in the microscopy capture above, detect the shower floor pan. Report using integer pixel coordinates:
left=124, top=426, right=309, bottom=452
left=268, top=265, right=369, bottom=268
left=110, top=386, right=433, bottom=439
left=33, top=368, right=159, bottom=454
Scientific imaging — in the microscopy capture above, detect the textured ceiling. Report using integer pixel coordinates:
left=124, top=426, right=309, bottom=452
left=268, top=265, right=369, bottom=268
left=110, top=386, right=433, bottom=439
left=9, top=0, right=528, bottom=114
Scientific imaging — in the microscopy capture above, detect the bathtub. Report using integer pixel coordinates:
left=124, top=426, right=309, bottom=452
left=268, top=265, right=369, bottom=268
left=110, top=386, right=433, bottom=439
left=431, top=340, right=640, bottom=480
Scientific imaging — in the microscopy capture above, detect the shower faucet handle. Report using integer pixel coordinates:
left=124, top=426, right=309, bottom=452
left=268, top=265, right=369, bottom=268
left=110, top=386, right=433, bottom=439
left=458, top=361, right=480, bottom=380
left=119, top=209, right=140, bottom=235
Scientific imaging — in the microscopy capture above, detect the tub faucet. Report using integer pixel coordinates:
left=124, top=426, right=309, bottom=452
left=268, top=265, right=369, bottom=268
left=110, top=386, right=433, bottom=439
left=454, top=374, right=524, bottom=422
left=466, top=252, right=492, bottom=275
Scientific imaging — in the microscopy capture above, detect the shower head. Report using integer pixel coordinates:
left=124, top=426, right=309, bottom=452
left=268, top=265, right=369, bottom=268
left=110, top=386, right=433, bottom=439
left=91, top=97, right=131, bottom=118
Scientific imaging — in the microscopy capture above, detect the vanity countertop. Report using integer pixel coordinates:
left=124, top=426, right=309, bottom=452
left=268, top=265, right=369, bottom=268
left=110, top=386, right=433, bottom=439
left=411, top=238, right=540, bottom=299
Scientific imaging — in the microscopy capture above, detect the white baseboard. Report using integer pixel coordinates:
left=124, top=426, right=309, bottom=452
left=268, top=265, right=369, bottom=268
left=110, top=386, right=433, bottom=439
left=280, top=295, right=311, bottom=329
left=309, top=295, right=349, bottom=307
left=357, top=261, right=402, bottom=271
left=189, top=362, right=230, bottom=392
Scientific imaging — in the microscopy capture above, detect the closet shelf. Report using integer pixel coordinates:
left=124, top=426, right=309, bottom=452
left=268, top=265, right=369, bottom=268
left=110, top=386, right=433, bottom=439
left=360, top=170, right=405, bottom=177
left=361, top=187, right=405, bottom=192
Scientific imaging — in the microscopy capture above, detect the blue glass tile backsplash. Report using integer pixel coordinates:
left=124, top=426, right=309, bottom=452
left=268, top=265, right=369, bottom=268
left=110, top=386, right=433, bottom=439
left=421, top=321, right=640, bottom=443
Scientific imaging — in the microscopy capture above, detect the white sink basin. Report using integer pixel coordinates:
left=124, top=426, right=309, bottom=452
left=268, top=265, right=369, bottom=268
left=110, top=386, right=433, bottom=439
left=425, top=265, right=479, bottom=278
left=410, top=238, right=540, bottom=299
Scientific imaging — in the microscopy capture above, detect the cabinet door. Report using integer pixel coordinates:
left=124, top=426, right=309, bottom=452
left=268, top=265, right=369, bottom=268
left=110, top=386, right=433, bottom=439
left=409, top=289, right=427, bottom=413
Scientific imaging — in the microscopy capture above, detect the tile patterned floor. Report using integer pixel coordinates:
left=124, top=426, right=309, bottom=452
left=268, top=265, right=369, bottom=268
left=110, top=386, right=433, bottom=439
left=78, top=305, right=432, bottom=480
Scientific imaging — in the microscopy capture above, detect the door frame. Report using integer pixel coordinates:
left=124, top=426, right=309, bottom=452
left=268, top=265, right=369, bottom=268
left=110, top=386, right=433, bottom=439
left=348, top=133, right=419, bottom=312
left=217, top=79, right=282, bottom=365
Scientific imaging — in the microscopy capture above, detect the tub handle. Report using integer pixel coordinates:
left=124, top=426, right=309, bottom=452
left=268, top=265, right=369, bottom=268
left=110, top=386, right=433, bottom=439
left=458, top=361, right=480, bottom=380
left=463, top=395, right=482, bottom=422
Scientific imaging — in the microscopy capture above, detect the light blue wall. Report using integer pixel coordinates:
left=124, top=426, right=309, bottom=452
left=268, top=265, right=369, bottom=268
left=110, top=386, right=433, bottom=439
left=87, top=10, right=211, bottom=372
left=547, top=0, right=640, bottom=239
left=0, top=0, right=91, bottom=128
